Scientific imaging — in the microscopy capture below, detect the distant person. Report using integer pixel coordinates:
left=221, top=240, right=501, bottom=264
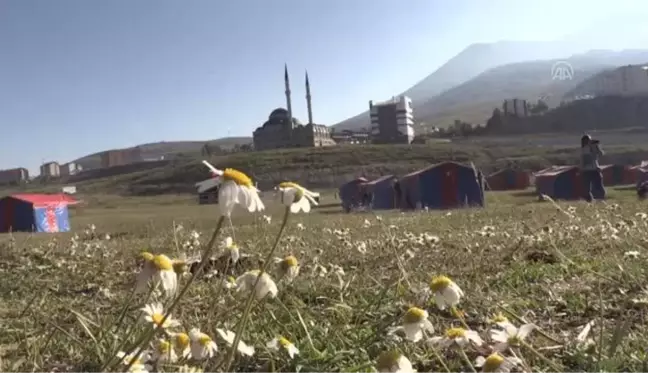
left=580, top=134, right=605, bottom=202
left=638, top=180, right=648, bottom=200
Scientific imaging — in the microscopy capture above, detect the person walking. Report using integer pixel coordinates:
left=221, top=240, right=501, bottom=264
left=580, top=134, right=605, bottom=202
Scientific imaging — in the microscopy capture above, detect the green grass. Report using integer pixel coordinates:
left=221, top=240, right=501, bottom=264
left=1, top=186, right=648, bottom=372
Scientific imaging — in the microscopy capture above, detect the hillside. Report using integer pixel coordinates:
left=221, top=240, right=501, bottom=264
left=14, top=134, right=648, bottom=197
left=486, top=95, right=648, bottom=135
left=564, top=63, right=648, bottom=100
left=73, top=137, right=252, bottom=169
left=332, top=40, right=577, bottom=131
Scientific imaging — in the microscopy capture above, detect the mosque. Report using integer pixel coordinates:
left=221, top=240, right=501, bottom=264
left=252, top=65, right=336, bottom=151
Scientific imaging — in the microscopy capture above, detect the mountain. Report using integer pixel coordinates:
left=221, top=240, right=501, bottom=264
left=73, top=137, right=252, bottom=170
left=414, top=49, right=648, bottom=127
left=332, top=40, right=580, bottom=131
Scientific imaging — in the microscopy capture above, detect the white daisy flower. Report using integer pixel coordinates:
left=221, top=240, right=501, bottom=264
left=221, top=236, right=240, bottom=264
left=223, top=275, right=237, bottom=289
left=151, top=339, right=177, bottom=363
left=400, top=307, right=434, bottom=342
left=169, top=332, right=191, bottom=359
left=266, top=336, right=299, bottom=359
left=429, top=275, right=464, bottom=310
left=135, top=252, right=178, bottom=297
left=188, top=328, right=218, bottom=360
left=277, top=182, right=319, bottom=213
left=357, top=241, right=367, bottom=254
left=116, top=350, right=151, bottom=373
left=375, top=350, right=416, bottom=373
left=201, top=161, right=264, bottom=216
left=488, top=312, right=514, bottom=329
left=475, top=353, right=521, bottom=373
left=429, top=327, right=483, bottom=348
left=235, top=270, right=278, bottom=300
left=263, top=214, right=272, bottom=224
left=216, top=328, right=255, bottom=356
left=296, top=223, right=305, bottom=230
left=277, top=255, right=300, bottom=282
left=141, top=303, right=180, bottom=330
left=491, top=323, right=536, bottom=352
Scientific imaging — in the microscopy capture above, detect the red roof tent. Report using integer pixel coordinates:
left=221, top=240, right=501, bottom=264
left=10, top=193, right=79, bottom=207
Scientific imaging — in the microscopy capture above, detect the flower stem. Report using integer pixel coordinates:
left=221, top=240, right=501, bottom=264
left=450, top=306, right=470, bottom=330
left=221, top=207, right=290, bottom=371
left=521, top=340, right=564, bottom=372
left=429, top=345, right=451, bottom=373
left=458, top=346, right=477, bottom=373
left=115, top=216, right=225, bottom=373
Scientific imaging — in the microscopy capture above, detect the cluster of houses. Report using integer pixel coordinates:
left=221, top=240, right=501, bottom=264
left=0, top=161, right=83, bottom=186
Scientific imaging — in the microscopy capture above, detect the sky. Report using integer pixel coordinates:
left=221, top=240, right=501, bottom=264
left=1, top=0, right=647, bottom=174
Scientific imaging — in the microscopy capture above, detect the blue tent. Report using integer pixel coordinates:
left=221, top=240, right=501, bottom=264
left=339, top=177, right=368, bottom=212
left=399, top=161, right=485, bottom=210
left=361, top=175, right=398, bottom=210
left=0, top=194, right=74, bottom=233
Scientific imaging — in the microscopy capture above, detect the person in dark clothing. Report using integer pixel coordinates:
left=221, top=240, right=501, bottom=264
left=580, top=134, right=605, bottom=202
left=638, top=181, right=648, bottom=199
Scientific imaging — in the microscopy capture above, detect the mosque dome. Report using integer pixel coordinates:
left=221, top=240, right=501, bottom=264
left=269, top=108, right=290, bottom=121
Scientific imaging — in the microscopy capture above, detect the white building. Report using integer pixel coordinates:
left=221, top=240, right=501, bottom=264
left=40, top=161, right=60, bottom=178
left=368, top=95, right=415, bottom=144
left=60, top=162, right=83, bottom=176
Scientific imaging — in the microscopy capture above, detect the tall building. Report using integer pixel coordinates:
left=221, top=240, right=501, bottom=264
left=369, top=95, right=415, bottom=144
left=40, top=162, right=60, bottom=178
left=502, top=98, right=529, bottom=117
left=252, top=65, right=336, bottom=151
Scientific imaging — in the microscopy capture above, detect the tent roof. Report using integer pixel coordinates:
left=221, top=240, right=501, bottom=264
left=363, top=175, right=395, bottom=186
left=534, top=166, right=577, bottom=177
left=402, top=161, right=476, bottom=179
left=5, top=193, right=78, bottom=206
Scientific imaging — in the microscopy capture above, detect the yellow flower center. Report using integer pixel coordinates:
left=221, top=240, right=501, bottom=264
left=140, top=251, right=154, bottom=262
left=227, top=276, right=236, bottom=284
left=430, top=275, right=452, bottom=292
left=279, top=181, right=304, bottom=202
left=376, top=350, right=401, bottom=371
left=223, top=168, right=253, bottom=187
left=483, top=353, right=505, bottom=372
left=283, top=255, right=298, bottom=267
left=248, top=269, right=261, bottom=276
left=198, top=335, right=212, bottom=346
left=158, top=340, right=171, bottom=353
left=445, top=327, right=466, bottom=339
left=403, top=307, right=426, bottom=324
left=153, top=254, right=174, bottom=271
left=175, top=333, right=190, bottom=348
left=490, top=312, right=509, bottom=323
left=152, top=313, right=165, bottom=326
left=278, top=336, right=291, bottom=347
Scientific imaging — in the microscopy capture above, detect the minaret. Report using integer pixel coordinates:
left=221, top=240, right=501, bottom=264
left=284, top=64, right=293, bottom=127
left=305, top=70, right=313, bottom=124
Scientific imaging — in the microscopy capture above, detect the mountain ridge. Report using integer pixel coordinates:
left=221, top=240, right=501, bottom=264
left=332, top=40, right=581, bottom=131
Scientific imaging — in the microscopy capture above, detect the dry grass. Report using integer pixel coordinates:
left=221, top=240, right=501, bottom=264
left=1, top=187, right=648, bottom=372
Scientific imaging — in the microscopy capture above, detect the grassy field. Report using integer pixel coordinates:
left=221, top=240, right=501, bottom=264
left=2, top=185, right=648, bottom=372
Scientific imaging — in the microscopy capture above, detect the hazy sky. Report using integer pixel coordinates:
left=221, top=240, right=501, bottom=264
left=1, top=0, right=647, bottom=173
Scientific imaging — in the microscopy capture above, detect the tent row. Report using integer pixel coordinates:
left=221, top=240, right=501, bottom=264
left=339, top=161, right=486, bottom=212
left=533, top=163, right=647, bottom=200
